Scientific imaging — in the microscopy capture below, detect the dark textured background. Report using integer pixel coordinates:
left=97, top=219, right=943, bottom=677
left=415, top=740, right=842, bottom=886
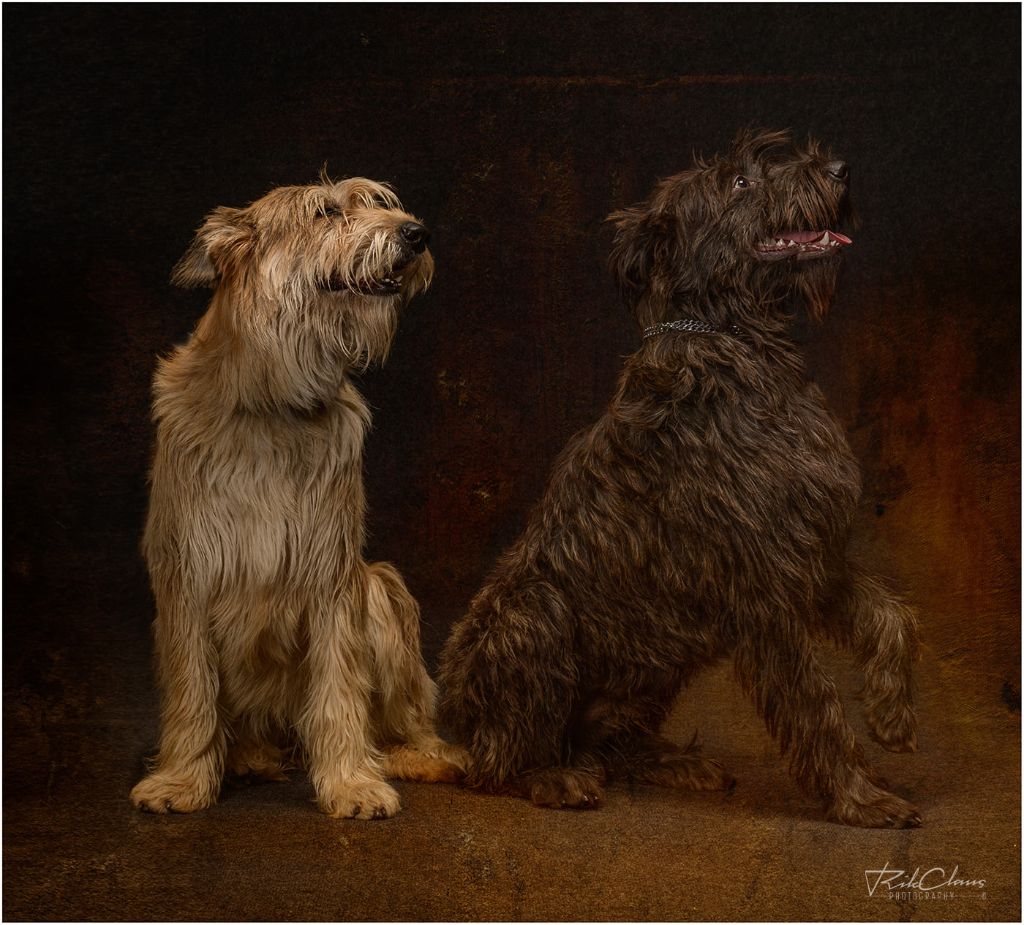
left=4, top=5, right=1020, bottom=921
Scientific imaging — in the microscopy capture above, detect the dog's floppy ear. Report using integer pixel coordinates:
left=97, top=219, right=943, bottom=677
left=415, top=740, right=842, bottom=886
left=607, top=207, right=672, bottom=301
left=171, top=206, right=251, bottom=288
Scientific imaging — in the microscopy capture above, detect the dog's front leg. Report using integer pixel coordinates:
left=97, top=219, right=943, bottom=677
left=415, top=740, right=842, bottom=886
left=823, top=563, right=919, bottom=752
left=131, top=587, right=226, bottom=813
left=299, top=590, right=400, bottom=820
left=734, top=616, right=921, bottom=828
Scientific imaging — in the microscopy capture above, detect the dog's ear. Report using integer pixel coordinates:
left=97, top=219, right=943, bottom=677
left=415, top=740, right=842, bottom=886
left=607, top=207, right=672, bottom=301
left=171, top=207, right=251, bottom=288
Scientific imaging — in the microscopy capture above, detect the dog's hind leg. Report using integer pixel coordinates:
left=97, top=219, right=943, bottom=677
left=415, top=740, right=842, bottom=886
left=822, top=563, right=919, bottom=752
left=298, top=587, right=400, bottom=820
left=734, top=613, right=921, bottom=828
left=438, top=581, right=595, bottom=806
left=131, top=588, right=226, bottom=814
left=364, top=561, right=466, bottom=783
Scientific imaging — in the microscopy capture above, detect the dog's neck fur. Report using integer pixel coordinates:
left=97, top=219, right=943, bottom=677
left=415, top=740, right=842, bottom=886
left=629, top=290, right=810, bottom=406
left=648, top=287, right=806, bottom=351
left=662, top=287, right=795, bottom=334
left=162, top=287, right=398, bottom=418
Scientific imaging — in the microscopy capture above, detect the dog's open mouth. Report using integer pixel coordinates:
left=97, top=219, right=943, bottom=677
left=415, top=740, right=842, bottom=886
left=322, top=248, right=419, bottom=296
left=755, top=230, right=852, bottom=262
left=321, top=274, right=403, bottom=295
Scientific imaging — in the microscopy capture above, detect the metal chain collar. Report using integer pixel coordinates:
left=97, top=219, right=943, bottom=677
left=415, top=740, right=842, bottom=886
left=642, top=318, right=744, bottom=339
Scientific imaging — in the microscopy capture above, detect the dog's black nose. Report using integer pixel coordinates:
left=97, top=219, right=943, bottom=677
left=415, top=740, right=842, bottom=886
left=399, top=221, right=430, bottom=252
left=827, top=160, right=849, bottom=182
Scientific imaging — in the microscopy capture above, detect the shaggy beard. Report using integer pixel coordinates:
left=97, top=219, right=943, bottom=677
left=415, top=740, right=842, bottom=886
left=338, top=296, right=401, bottom=370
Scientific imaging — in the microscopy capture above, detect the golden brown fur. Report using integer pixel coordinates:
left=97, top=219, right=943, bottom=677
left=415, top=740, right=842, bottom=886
left=131, top=176, right=463, bottom=820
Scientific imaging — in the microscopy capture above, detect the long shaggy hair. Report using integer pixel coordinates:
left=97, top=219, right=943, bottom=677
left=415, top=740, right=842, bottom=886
left=438, top=131, right=921, bottom=828
left=131, top=176, right=463, bottom=820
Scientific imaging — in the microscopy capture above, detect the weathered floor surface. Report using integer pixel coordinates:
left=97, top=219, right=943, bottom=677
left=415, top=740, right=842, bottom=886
left=4, top=651, right=1019, bottom=921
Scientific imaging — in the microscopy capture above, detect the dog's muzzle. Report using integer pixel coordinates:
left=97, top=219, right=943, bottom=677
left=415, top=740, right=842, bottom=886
left=321, top=223, right=430, bottom=295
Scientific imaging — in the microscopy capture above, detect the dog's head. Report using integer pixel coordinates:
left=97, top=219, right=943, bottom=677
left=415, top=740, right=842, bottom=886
left=609, top=129, right=852, bottom=325
left=173, top=176, right=434, bottom=367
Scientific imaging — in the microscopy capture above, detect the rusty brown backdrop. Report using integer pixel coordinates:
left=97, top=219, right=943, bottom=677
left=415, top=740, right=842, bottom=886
left=4, top=4, right=1020, bottom=921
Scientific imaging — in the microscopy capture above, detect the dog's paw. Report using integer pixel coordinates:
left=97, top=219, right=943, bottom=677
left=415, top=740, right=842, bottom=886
left=867, top=704, right=918, bottom=753
left=829, top=787, right=922, bottom=829
left=227, top=740, right=291, bottom=781
left=131, top=771, right=218, bottom=814
left=383, top=744, right=465, bottom=784
left=425, top=740, right=470, bottom=775
left=320, top=779, right=401, bottom=820
left=524, top=769, right=604, bottom=810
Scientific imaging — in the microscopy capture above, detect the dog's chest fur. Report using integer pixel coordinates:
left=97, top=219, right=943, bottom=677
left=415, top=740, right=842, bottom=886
left=146, top=375, right=371, bottom=595
left=652, top=345, right=859, bottom=565
left=519, top=338, right=862, bottom=613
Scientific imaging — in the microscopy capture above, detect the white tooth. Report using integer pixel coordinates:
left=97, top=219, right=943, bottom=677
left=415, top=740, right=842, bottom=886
left=821, top=231, right=830, bottom=244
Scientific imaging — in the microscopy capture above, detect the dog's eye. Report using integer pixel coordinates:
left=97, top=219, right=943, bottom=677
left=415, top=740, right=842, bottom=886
left=320, top=205, right=343, bottom=218
left=734, top=176, right=750, bottom=190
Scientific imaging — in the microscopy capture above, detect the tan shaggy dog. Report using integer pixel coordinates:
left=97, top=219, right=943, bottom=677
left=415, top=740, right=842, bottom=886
left=131, top=177, right=464, bottom=820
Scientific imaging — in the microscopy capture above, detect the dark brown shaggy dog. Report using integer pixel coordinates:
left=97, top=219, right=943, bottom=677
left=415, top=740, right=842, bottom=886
left=438, top=130, right=921, bottom=828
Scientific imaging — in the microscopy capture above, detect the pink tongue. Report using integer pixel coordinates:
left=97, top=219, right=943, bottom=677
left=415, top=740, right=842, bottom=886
left=780, top=229, right=851, bottom=244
